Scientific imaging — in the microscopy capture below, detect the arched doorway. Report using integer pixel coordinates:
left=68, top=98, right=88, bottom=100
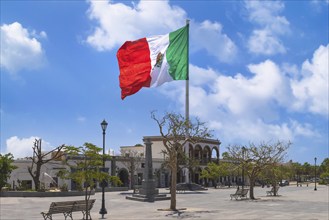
left=194, top=167, right=202, bottom=185
left=203, top=146, right=211, bottom=164
left=211, top=146, right=219, bottom=163
left=118, top=168, right=129, bottom=187
left=194, top=145, right=202, bottom=161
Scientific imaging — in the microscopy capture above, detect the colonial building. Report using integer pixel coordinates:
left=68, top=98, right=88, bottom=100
left=7, top=136, right=223, bottom=191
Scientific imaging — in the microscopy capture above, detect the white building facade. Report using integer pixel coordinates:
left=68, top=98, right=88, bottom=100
left=7, top=136, right=224, bottom=191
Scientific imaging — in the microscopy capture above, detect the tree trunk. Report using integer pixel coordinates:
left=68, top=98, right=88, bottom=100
left=130, top=162, right=135, bottom=190
left=249, top=177, right=255, bottom=199
left=130, top=171, right=134, bottom=189
left=28, top=162, right=42, bottom=191
left=170, top=159, right=177, bottom=210
left=85, top=188, right=89, bottom=220
left=35, top=162, right=42, bottom=191
left=273, top=184, right=278, bottom=196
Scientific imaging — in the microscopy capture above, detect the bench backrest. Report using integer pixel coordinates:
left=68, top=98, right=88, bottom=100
left=47, top=199, right=96, bottom=214
left=271, top=187, right=279, bottom=192
left=72, top=199, right=96, bottom=212
left=235, top=189, right=243, bottom=194
left=241, top=189, right=249, bottom=196
left=176, top=184, right=188, bottom=190
left=48, top=202, right=75, bottom=214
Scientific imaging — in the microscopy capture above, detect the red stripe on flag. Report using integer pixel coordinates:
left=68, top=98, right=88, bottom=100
left=117, top=37, right=152, bottom=100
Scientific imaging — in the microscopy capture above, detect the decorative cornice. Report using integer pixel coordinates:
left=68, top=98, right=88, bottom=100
left=143, top=135, right=221, bottom=145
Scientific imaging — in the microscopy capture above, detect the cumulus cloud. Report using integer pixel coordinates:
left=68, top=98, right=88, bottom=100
left=291, top=44, right=329, bottom=116
left=245, top=1, right=290, bottom=55
left=159, top=47, right=326, bottom=145
left=86, top=0, right=186, bottom=51
left=85, top=0, right=237, bottom=63
left=1, top=22, right=46, bottom=74
left=5, top=136, right=52, bottom=159
left=199, top=60, right=292, bottom=120
left=190, top=20, right=237, bottom=63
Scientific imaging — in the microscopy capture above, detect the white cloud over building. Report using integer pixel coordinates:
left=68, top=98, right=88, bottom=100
left=1, top=22, right=46, bottom=74
left=5, top=136, right=51, bottom=159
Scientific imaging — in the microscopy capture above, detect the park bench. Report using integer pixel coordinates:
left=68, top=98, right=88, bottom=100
left=41, top=199, right=96, bottom=220
left=230, top=188, right=249, bottom=200
left=266, top=186, right=280, bottom=196
left=216, top=183, right=227, bottom=189
left=176, top=184, right=187, bottom=193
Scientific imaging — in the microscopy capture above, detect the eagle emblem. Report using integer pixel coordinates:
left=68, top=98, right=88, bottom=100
left=154, top=52, right=164, bottom=68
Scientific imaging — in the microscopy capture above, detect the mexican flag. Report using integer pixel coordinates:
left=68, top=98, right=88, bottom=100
left=117, top=24, right=189, bottom=100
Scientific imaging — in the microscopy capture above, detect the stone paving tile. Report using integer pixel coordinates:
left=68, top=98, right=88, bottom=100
left=0, top=183, right=328, bottom=220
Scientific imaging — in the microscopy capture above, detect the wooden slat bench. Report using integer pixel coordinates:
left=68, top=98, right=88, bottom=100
left=41, top=199, right=95, bottom=220
left=230, top=188, right=249, bottom=200
left=176, top=185, right=186, bottom=193
left=266, top=186, right=280, bottom=196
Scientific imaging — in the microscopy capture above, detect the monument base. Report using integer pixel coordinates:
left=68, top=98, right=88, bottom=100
left=125, top=193, right=170, bottom=202
left=139, top=179, right=158, bottom=196
left=126, top=138, right=170, bottom=202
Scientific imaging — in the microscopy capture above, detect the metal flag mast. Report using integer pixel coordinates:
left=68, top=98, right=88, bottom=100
left=185, top=19, right=190, bottom=183
left=185, top=19, right=190, bottom=137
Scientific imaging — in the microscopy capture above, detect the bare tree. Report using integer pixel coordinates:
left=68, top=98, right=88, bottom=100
left=27, top=139, right=65, bottom=191
left=120, top=148, right=143, bottom=189
left=151, top=111, right=212, bottom=210
left=260, top=162, right=282, bottom=194
left=227, top=141, right=290, bottom=199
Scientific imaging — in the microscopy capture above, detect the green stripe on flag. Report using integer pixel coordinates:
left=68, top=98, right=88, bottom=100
left=166, top=24, right=189, bottom=80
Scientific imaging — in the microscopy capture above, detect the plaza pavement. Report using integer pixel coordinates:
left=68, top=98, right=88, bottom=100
left=0, top=183, right=328, bottom=220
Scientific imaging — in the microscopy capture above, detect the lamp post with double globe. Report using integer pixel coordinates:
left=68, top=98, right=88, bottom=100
left=99, top=119, right=108, bottom=218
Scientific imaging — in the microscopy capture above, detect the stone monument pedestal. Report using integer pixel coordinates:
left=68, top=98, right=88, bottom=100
left=125, top=138, right=170, bottom=202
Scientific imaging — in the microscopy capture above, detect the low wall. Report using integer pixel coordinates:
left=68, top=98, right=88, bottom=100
left=0, top=190, right=95, bottom=197
left=0, top=187, right=128, bottom=197
left=95, top=187, right=129, bottom=192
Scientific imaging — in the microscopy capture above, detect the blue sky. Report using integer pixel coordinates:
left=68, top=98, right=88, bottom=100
left=1, top=0, right=328, bottom=164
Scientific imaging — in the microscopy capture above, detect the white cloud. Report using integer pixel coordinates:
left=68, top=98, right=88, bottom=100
left=190, top=20, right=238, bottom=63
left=291, top=44, right=329, bottom=116
left=1, top=22, right=46, bottom=74
left=210, top=60, right=291, bottom=118
left=189, top=64, right=218, bottom=86
left=248, top=29, right=286, bottom=55
left=245, top=1, right=290, bottom=55
left=158, top=53, right=324, bottom=145
left=86, top=0, right=186, bottom=51
left=85, top=0, right=237, bottom=63
left=5, top=136, right=52, bottom=159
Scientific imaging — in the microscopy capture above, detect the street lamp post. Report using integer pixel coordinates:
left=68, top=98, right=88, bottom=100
left=280, top=164, right=283, bottom=187
left=314, top=157, right=317, bottom=191
left=99, top=119, right=108, bottom=218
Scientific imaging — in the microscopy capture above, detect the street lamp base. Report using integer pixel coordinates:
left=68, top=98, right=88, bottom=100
left=314, top=188, right=317, bottom=191
left=99, top=208, right=107, bottom=219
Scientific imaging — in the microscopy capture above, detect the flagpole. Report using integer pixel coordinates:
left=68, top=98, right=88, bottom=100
left=185, top=19, right=190, bottom=183
left=185, top=19, right=190, bottom=137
